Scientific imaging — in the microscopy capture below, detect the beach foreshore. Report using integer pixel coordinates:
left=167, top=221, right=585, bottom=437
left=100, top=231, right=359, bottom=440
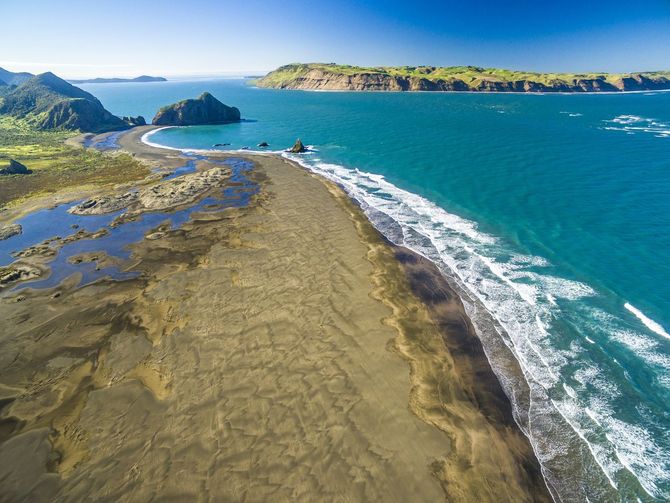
left=0, top=126, right=551, bottom=501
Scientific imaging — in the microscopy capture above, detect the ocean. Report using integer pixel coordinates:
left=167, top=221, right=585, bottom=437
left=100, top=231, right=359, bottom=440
left=81, top=79, right=670, bottom=502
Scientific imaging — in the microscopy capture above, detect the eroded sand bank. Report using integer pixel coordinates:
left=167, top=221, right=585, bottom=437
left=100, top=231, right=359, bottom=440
left=0, top=128, right=551, bottom=502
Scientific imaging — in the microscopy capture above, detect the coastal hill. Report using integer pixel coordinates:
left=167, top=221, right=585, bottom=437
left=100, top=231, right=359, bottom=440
left=0, top=67, right=33, bottom=87
left=68, top=75, right=167, bottom=84
left=152, top=92, right=241, bottom=126
left=0, top=72, right=127, bottom=132
left=257, top=63, right=670, bottom=92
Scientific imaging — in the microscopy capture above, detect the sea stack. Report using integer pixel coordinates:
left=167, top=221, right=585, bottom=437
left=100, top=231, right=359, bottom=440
left=152, top=92, right=241, bottom=126
left=288, top=138, right=307, bottom=153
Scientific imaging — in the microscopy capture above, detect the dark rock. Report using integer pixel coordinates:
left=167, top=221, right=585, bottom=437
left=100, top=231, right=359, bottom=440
left=288, top=138, right=307, bottom=153
left=258, top=142, right=269, bottom=147
left=0, top=159, right=32, bottom=175
left=123, top=115, right=146, bottom=126
left=0, top=264, right=40, bottom=285
left=152, top=92, right=241, bottom=126
left=241, top=146, right=250, bottom=150
left=213, top=143, right=230, bottom=147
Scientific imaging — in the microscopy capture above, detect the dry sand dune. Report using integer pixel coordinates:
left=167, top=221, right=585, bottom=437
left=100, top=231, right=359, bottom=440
left=0, top=129, right=551, bottom=502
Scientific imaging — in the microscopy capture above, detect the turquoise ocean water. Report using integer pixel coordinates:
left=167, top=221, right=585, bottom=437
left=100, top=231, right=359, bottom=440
left=82, top=79, right=670, bottom=502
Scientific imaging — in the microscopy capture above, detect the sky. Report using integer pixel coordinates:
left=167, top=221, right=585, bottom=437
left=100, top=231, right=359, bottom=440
left=2, top=0, right=670, bottom=78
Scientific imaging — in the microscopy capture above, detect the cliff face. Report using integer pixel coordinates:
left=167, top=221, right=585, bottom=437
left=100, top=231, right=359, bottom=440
left=257, top=65, right=670, bottom=93
left=152, top=92, right=241, bottom=126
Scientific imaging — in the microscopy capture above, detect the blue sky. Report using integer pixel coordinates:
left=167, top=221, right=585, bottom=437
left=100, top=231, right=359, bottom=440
left=2, top=0, right=670, bottom=77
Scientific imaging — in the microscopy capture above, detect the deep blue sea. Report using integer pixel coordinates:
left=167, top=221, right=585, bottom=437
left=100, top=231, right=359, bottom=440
left=81, top=79, right=670, bottom=502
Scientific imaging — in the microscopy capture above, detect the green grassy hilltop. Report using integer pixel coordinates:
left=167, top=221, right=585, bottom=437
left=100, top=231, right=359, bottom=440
left=257, top=63, right=670, bottom=92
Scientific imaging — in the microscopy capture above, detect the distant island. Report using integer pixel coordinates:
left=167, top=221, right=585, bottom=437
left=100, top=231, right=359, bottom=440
left=68, top=75, right=167, bottom=84
left=256, top=63, right=670, bottom=92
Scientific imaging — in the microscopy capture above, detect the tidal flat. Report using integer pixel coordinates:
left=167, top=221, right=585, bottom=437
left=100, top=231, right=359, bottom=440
left=0, top=127, right=550, bottom=501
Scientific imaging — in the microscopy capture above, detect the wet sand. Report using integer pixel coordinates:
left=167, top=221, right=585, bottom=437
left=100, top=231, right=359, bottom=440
left=0, top=127, right=551, bottom=501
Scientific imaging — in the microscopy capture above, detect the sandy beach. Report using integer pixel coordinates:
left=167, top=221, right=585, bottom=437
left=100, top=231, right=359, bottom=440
left=0, top=127, right=551, bottom=501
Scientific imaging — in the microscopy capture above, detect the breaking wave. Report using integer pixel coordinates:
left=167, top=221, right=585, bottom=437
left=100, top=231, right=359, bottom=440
left=603, top=115, right=670, bottom=138
left=624, top=302, right=670, bottom=340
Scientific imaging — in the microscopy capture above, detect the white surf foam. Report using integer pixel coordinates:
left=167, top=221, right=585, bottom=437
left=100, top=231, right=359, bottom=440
left=604, top=115, right=670, bottom=138
left=141, top=127, right=180, bottom=149
left=624, top=303, right=670, bottom=339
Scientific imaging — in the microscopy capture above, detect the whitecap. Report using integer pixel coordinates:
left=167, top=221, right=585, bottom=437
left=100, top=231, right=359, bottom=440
left=604, top=115, right=670, bottom=138
left=624, top=303, right=670, bottom=339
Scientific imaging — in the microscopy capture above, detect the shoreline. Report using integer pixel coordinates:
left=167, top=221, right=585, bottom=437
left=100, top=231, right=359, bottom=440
left=129, top=126, right=554, bottom=499
left=0, top=126, right=552, bottom=501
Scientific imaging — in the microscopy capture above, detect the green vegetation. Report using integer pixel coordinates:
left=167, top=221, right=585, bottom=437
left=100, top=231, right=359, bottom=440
left=0, top=117, right=148, bottom=208
left=152, top=92, right=240, bottom=126
left=379, top=65, right=670, bottom=85
left=258, top=63, right=670, bottom=91
left=0, top=67, right=32, bottom=87
left=0, top=72, right=126, bottom=132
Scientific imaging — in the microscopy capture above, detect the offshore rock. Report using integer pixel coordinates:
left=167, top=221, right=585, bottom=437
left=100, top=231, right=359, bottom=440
left=152, top=93, right=241, bottom=126
left=288, top=139, right=307, bottom=153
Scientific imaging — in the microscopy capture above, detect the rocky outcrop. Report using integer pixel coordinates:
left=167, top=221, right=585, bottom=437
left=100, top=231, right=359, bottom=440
left=258, top=64, right=670, bottom=93
left=288, top=139, right=306, bottom=153
left=0, top=159, right=32, bottom=175
left=152, top=93, right=240, bottom=126
left=0, top=223, right=22, bottom=240
left=68, top=191, right=138, bottom=215
left=122, top=115, right=146, bottom=126
left=69, top=166, right=231, bottom=215
left=0, top=263, right=41, bottom=286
